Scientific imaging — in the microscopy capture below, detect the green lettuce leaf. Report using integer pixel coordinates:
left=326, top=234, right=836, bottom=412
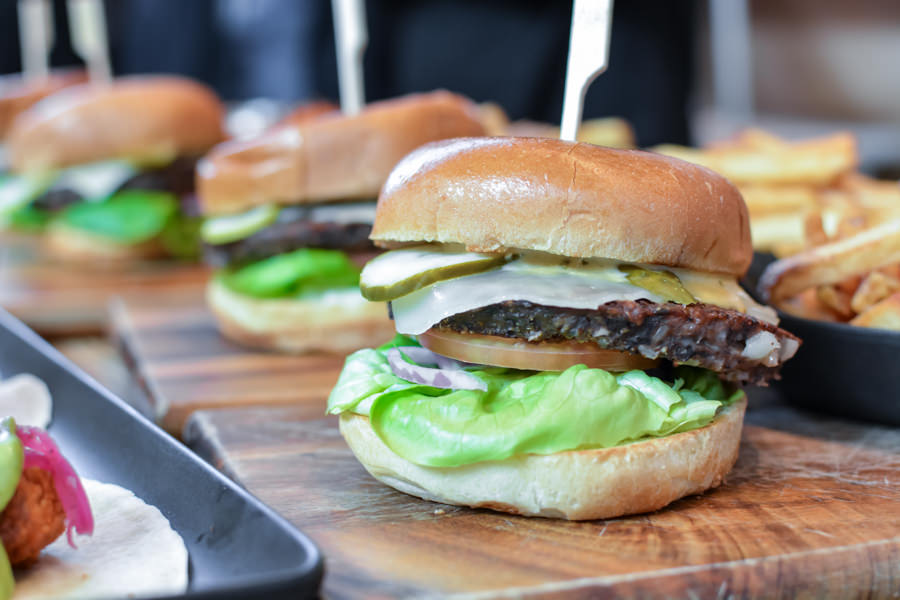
left=220, top=248, right=361, bottom=298
left=7, top=205, right=52, bottom=232
left=59, top=190, right=177, bottom=243
left=328, top=336, right=743, bottom=467
left=160, top=214, right=203, bottom=259
left=0, top=173, right=56, bottom=223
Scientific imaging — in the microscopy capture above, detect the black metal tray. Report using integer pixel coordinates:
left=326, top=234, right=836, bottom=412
left=745, top=254, right=900, bottom=426
left=0, top=309, right=323, bottom=599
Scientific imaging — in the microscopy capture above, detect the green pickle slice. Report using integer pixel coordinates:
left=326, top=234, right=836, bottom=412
left=201, top=204, right=280, bottom=245
left=618, top=264, right=696, bottom=304
left=360, top=245, right=508, bottom=301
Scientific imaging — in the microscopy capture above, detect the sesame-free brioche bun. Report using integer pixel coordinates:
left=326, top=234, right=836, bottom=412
left=340, top=395, right=745, bottom=520
left=0, top=69, right=87, bottom=139
left=8, top=76, right=225, bottom=172
left=196, top=91, right=486, bottom=216
left=207, top=277, right=395, bottom=353
left=371, top=137, right=752, bottom=277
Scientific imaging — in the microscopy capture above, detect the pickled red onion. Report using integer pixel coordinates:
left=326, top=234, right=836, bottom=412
left=16, top=426, right=93, bottom=547
left=386, top=347, right=487, bottom=391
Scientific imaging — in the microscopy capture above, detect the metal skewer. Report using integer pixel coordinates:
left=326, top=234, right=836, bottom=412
left=560, top=0, right=614, bottom=142
left=331, top=0, right=368, bottom=115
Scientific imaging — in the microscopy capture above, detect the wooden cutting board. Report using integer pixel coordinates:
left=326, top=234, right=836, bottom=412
left=183, top=394, right=900, bottom=599
left=0, top=232, right=210, bottom=335
left=111, top=292, right=347, bottom=434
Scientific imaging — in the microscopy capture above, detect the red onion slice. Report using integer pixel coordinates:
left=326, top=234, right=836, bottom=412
left=386, top=347, right=487, bottom=391
left=17, top=426, right=94, bottom=547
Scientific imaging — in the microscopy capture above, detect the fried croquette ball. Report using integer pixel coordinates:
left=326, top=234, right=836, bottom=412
left=0, top=468, right=65, bottom=567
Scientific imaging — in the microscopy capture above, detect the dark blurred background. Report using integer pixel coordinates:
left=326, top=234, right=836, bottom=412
left=0, top=0, right=695, bottom=146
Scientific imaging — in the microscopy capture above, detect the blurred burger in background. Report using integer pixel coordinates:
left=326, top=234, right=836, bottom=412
left=196, top=90, right=486, bottom=353
left=1, top=75, right=225, bottom=263
left=0, top=69, right=87, bottom=168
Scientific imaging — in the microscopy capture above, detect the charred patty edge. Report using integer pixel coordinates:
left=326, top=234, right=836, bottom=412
left=433, top=299, right=800, bottom=386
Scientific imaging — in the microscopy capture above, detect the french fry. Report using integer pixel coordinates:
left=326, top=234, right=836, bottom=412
left=878, top=263, right=900, bottom=280
left=850, top=271, right=900, bottom=314
left=835, top=274, right=862, bottom=297
left=833, top=215, right=868, bottom=240
left=759, top=219, right=900, bottom=302
left=780, top=289, right=841, bottom=322
left=653, top=131, right=858, bottom=186
left=738, top=184, right=819, bottom=216
left=816, top=285, right=854, bottom=320
left=804, top=213, right=828, bottom=247
left=850, top=292, right=900, bottom=331
left=837, top=173, right=900, bottom=225
left=734, top=128, right=790, bottom=152
left=750, top=213, right=809, bottom=256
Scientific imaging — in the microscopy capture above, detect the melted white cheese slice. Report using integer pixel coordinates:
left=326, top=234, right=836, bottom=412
left=50, top=160, right=137, bottom=200
left=0, top=175, right=48, bottom=217
left=393, top=259, right=667, bottom=335
left=389, top=250, right=778, bottom=336
left=308, top=201, right=377, bottom=225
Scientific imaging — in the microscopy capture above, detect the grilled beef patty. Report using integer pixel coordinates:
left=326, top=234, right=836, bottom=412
left=434, top=299, right=800, bottom=385
left=31, top=156, right=198, bottom=213
left=203, top=220, right=374, bottom=267
left=117, top=156, right=197, bottom=198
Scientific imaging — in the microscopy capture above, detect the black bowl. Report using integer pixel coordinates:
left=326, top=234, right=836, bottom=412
left=746, top=253, right=900, bottom=426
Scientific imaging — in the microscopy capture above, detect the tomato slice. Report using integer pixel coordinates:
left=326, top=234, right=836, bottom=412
left=418, top=329, right=659, bottom=372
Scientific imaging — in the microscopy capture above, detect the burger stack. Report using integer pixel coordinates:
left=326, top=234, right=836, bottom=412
left=1, top=76, right=224, bottom=263
left=195, top=91, right=486, bottom=353
left=327, top=137, right=800, bottom=519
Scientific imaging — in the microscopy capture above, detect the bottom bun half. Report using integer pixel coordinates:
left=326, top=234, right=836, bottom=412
left=340, top=396, right=746, bottom=520
left=207, top=277, right=395, bottom=354
left=44, top=223, right=165, bottom=265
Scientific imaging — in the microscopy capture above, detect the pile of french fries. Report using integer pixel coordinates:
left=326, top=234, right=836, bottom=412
left=655, top=129, right=900, bottom=331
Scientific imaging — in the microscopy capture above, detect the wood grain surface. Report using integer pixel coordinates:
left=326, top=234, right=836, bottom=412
left=183, top=393, right=900, bottom=599
left=111, top=292, right=348, bottom=434
left=0, top=232, right=209, bottom=335
left=52, top=336, right=153, bottom=417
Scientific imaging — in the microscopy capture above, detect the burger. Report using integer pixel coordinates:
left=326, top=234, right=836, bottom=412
left=0, top=69, right=88, bottom=166
left=1, top=76, right=225, bottom=262
left=196, top=91, right=486, bottom=353
left=327, top=137, right=800, bottom=520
